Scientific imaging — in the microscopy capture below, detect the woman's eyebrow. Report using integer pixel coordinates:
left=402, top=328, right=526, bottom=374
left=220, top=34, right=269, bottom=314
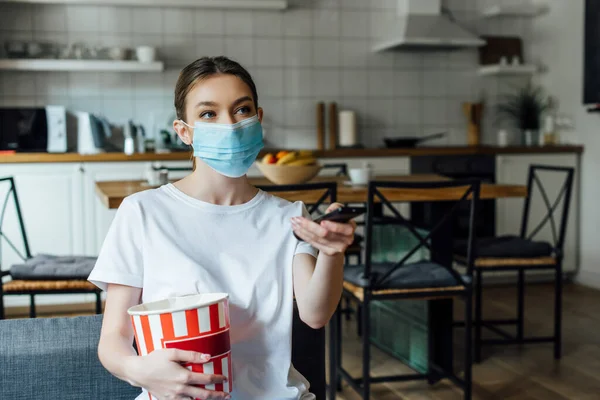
left=231, top=96, right=253, bottom=107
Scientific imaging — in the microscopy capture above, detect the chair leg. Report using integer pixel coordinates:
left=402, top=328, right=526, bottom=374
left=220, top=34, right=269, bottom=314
left=357, top=304, right=362, bottom=337
left=95, top=292, right=102, bottom=314
left=335, top=301, right=343, bottom=392
left=464, top=291, right=473, bottom=400
left=328, top=306, right=338, bottom=400
left=517, top=269, right=525, bottom=342
left=29, top=294, right=36, bottom=318
left=0, top=293, right=5, bottom=320
left=362, top=295, right=371, bottom=399
left=554, top=262, right=563, bottom=360
left=474, top=269, right=482, bottom=363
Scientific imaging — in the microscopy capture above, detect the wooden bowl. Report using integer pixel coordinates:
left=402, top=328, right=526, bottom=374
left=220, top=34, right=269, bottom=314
left=255, top=162, right=322, bottom=185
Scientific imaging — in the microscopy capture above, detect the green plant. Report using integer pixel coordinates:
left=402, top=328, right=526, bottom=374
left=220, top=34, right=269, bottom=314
left=496, top=83, right=550, bottom=131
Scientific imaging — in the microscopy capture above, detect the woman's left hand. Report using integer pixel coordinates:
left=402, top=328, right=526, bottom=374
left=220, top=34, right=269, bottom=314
left=291, top=202, right=357, bottom=257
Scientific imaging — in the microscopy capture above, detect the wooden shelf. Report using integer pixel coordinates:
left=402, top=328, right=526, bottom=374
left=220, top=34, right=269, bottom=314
left=478, top=64, right=538, bottom=76
left=0, top=59, right=164, bottom=72
left=0, top=0, right=288, bottom=9
left=481, top=3, right=549, bottom=18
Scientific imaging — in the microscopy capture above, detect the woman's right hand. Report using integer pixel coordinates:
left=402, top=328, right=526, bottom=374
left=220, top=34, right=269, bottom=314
left=126, top=348, right=230, bottom=400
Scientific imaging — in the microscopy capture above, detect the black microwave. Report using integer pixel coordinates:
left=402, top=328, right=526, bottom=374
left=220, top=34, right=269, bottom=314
left=0, top=107, right=68, bottom=152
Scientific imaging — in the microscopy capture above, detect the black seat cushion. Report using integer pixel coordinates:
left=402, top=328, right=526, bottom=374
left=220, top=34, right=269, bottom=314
left=344, top=262, right=464, bottom=290
left=10, top=254, right=97, bottom=280
left=454, top=235, right=553, bottom=258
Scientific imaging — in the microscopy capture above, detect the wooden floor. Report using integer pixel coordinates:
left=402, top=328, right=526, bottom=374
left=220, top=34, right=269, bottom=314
left=331, top=283, right=600, bottom=400
left=11, top=283, right=600, bottom=399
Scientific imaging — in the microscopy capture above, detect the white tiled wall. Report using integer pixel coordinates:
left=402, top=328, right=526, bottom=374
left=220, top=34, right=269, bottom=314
left=0, top=0, right=533, bottom=148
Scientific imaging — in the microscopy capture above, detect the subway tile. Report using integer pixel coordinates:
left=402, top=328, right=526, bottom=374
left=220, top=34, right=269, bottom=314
left=284, top=128, right=319, bottom=150
left=422, top=53, right=449, bottom=70
left=284, top=69, right=313, bottom=97
left=367, top=43, right=395, bottom=69
left=446, top=70, right=476, bottom=97
left=369, top=11, right=396, bottom=39
left=224, top=37, right=255, bottom=67
left=368, top=70, right=394, bottom=98
left=341, top=11, right=368, bottom=38
left=0, top=97, right=38, bottom=107
left=311, top=0, right=340, bottom=9
left=132, top=8, right=163, bottom=34
left=284, top=99, right=315, bottom=128
left=225, top=11, right=254, bottom=36
left=366, top=99, right=396, bottom=128
left=66, top=5, right=100, bottom=33
left=369, top=0, right=397, bottom=9
left=341, top=70, right=368, bottom=97
left=423, top=70, right=448, bottom=97
left=284, top=9, right=312, bottom=37
left=196, top=37, right=226, bottom=58
left=255, top=38, right=284, bottom=67
left=396, top=98, right=422, bottom=126
left=194, top=9, right=225, bottom=35
left=163, top=8, right=194, bottom=36
left=99, top=6, right=132, bottom=34
left=447, top=100, right=467, bottom=125
left=312, top=39, right=340, bottom=67
left=284, top=39, right=313, bottom=67
left=0, top=4, right=33, bottom=32
left=134, top=73, right=166, bottom=98
left=340, top=39, right=368, bottom=68
left=99, top=72, right=134, bottom=98
left=162, top=35, right=198, bottom=67
left=35, top=72, right=69, bottom=97
left=68, top=72, right=101, bottom=96
left=2, top=72, right=35, bottom=96
left=253, top=11, right=283, bottom=37
left=259, top=97, right=286, bottom=129
left=253, top=69, right=285, bottom=97
left=101, top=97, right=134, bottom=125
left=394, top=52, right=423, bottom=70
left=312, top=69, right=341, bottom=97
left=68, top=96, right=102, bottom=114
left=313, top=8, right=340, bottom=37
left=422, top=98, right=448, bottom=125
left=32, top=4, right=66, bottom=32
left=394, top=70, right=422, bottom=97
left=340, top=0, right=369, bottom=9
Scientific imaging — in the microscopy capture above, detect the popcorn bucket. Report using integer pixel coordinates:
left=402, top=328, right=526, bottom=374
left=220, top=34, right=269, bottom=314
left=127, top=293, right=232, bottom=397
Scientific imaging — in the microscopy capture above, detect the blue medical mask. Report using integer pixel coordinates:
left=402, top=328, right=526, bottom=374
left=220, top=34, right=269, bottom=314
left=181, top=115, right=264, bottom=178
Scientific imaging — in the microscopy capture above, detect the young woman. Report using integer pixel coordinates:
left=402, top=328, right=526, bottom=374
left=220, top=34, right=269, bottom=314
left=88, top=56, right=356, bottom=400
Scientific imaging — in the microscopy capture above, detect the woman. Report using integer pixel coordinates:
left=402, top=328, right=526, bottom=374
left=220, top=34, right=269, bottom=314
left=88, top=56, right=356, bottom=400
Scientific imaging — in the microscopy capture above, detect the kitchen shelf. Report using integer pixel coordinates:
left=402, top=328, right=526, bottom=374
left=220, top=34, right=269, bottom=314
left=481, top=3, right=549, bottom=18
left=0, top=59, right=164, bottom=72
left=478, top=64, right=538, bottom=76
left=0, top=0, right=288, bottom=9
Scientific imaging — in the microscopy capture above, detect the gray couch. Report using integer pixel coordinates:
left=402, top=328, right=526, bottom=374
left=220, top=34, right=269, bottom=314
left=0, top=312, right=325, bottom=399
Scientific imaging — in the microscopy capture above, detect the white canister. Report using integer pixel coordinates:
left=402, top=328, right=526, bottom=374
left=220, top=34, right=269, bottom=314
left=338, top=110, right=357, bottom=147
left=497, top=129, right=509, bottom=147
left=135, top=46, right=156, bottom=63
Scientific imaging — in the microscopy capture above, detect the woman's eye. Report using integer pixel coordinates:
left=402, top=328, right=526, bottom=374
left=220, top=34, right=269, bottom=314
left=200, top=111, right=216, bottom=119
left=235, top=106, right=251, bottom=115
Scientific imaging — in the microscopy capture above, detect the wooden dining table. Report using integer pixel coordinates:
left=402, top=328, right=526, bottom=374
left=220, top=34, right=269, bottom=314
left=94, top=174, right=527, bottom=378
left=95, top=174, right=527, bottom=209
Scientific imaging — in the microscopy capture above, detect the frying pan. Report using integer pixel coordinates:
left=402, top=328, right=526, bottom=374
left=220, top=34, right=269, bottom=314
left=383, top=132, right=446, bottom=148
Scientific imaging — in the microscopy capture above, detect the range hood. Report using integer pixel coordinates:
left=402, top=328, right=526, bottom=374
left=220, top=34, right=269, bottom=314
left=372, top=0, right=485, bottom=52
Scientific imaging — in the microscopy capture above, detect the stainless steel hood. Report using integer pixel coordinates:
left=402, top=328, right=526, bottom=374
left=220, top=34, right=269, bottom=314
left=372, top=0, right=485, bottom=52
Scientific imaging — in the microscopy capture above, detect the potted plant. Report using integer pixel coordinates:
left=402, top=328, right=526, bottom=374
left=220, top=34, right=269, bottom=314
left=496, top=83, right=550, bottom=146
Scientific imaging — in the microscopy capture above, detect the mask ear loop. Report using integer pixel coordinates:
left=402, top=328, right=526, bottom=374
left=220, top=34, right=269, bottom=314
left=179, top=120, right=196, bottom=170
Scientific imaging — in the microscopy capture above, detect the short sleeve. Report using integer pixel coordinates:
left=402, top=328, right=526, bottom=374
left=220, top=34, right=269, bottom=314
left=294, top=203, right=318, bottom=258
left=88, top=197, right=144, bottom=291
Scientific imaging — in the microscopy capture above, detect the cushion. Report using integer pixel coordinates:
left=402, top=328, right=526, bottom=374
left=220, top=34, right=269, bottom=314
left=10, top=254, right=97, bottom=280
left=0, top=315, right=139, bottom=400
left=455, top=235, right=553, bottom=258
left=344, top=262, right=464, bottom=290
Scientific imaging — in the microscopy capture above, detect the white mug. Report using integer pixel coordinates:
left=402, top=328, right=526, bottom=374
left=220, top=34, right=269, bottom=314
left=349, top=168, right=371, bottom=185
left=135, top=46, right=156, bottom=63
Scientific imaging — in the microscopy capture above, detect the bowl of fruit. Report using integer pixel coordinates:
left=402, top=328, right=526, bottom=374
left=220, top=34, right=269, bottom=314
left=256, top=151, right=321, bottom=185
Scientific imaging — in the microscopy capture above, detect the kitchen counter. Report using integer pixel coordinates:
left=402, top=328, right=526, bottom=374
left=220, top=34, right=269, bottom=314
left=0, top=145, right=584, bottom=164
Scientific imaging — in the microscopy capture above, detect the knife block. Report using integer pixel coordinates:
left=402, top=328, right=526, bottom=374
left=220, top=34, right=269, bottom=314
left=463, top=102, right=484, bottom=146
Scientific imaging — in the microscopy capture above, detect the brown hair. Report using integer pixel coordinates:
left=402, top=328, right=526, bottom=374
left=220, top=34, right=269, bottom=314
left=174, top=56, right=259, bottom=122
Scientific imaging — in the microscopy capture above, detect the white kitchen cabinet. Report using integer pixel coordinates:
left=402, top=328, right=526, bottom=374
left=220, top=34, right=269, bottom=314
left=0, top=162, right=89, bottom=307
left=496, top=154, right=580, bottom=275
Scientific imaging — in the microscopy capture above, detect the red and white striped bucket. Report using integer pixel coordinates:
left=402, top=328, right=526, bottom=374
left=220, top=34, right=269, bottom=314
left=127, top=293, right=232, bottom=398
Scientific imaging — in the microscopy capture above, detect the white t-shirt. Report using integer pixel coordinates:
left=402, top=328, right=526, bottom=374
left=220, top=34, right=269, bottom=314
left=88, top=183, right=318, bottom=400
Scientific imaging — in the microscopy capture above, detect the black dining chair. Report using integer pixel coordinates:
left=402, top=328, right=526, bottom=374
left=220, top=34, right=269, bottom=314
left=0, top=177, right=102, bottom=319
left=453, top=165, right=575, bottom=362
left=332, top=179, right=480, bottom=400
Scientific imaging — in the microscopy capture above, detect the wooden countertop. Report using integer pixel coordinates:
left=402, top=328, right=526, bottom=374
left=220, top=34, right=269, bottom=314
left=96, top=175, right=528, bottom=209
left=0, top=145, right=584, bottom=164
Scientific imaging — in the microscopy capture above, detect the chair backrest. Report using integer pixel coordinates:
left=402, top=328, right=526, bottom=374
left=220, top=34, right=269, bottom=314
left=0, top=177, right=31, bottom=265
left=257, top=182, right=337, bottom=217
left=321, top=163, right=348, bottom=177
left=0, top=310, right=326, bottom=399
left=520, top=165, right=575, bottom=254
left=364, top=179, right=480, bottom=287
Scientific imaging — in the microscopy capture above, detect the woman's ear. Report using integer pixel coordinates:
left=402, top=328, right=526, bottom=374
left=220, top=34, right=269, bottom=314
left=173, top=120, right=192, bottom=146
left=257, top=107, right=264, bottom=124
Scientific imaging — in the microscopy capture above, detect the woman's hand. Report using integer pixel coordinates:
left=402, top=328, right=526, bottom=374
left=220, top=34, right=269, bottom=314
left=291, top=202, right=357, bottom=256
left=126, top=348, right=230, bottom=400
